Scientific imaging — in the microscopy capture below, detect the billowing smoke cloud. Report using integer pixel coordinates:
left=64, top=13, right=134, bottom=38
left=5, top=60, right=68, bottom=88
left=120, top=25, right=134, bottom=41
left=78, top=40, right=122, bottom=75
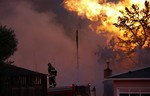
left=0, top=0, right=149, bottom=96
left=0, top=0, right=106, bottom=95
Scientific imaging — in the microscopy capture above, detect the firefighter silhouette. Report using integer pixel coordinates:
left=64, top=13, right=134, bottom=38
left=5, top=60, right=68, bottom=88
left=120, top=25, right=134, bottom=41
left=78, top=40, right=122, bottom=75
left=48, top=62, right=57, bottom=88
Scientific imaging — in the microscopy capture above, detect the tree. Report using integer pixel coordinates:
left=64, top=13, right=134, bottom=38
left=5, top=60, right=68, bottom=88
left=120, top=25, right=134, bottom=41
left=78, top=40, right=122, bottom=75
left=113, top=1, right=150, bottom=64
left=0, top=25, right=18, bottom=95
left=0, top=25, right=18, bottom=61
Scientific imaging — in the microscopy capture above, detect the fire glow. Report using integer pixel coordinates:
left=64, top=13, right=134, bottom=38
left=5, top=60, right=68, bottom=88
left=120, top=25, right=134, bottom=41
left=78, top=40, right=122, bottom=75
left=64, top=0, right=150, bottom=46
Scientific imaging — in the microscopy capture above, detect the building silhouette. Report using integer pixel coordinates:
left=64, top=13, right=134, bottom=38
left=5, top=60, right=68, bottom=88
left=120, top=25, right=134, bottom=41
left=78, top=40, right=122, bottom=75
left=0, top=63, right=47, bottom=96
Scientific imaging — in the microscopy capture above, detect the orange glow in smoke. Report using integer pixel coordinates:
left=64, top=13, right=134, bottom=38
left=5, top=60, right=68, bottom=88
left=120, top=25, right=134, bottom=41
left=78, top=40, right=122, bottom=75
left=64, top=0, right=150, bottom=49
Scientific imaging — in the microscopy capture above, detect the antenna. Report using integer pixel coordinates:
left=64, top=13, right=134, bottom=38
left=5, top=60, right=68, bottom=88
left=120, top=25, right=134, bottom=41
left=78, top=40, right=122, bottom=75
left=76, top=30, right=79, bottom=69
left=32, top=39, right=38, bottom=72
left=33, top=52, right=37, bottom=72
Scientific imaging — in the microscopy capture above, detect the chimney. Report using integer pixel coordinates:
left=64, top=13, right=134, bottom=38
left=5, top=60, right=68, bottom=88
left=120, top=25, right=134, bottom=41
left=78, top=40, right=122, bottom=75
left=104, top=62, right=112, bottom=78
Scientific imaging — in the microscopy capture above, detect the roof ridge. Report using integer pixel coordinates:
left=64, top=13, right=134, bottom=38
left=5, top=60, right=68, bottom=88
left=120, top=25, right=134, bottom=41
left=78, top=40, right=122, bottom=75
left=5, top=63, right=46, bottom=75
left=110, top=65, right=150, bottom=78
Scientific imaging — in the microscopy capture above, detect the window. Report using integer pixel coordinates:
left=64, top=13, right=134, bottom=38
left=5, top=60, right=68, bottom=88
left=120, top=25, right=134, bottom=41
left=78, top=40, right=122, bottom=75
left=141, top=94, right=150, bottom=96
left=117, top=87, right=150, bottom=96
left=120, top=94, right=139, bottom=96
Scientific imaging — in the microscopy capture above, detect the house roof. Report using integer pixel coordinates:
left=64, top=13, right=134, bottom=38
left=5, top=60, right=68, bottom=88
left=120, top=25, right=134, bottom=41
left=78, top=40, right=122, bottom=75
left=3, top=63, right=46, bottom=76
left=110, top=66, right=150, bottom=79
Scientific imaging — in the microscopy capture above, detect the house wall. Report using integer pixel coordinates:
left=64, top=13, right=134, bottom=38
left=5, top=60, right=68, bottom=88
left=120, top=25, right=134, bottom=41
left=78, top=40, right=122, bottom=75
left=2, top=74, right=47, bottom=96
left=113, top=80, right=150, bottom=96
left=103, top=80, right=113, bottom=96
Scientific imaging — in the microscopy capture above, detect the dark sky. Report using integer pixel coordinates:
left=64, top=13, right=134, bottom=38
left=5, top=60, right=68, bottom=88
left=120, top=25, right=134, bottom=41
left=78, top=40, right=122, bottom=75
left=0, top=0, right=149, bottom=95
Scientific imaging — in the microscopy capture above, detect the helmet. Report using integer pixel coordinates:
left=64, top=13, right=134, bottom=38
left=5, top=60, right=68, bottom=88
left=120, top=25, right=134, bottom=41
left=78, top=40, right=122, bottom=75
left=48, top=63, right=52, bottom=67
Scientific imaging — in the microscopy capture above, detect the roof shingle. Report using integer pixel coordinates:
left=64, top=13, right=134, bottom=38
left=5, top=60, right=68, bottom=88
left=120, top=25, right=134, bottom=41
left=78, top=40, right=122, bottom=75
left=110, top=67, right=150, bottom=78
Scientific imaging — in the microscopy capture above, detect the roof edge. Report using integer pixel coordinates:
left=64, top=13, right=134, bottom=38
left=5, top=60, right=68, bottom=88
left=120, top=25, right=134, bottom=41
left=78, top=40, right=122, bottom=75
left=110, top=66, right=150, bottom=78
left=104, top=78, right=150, bottom=81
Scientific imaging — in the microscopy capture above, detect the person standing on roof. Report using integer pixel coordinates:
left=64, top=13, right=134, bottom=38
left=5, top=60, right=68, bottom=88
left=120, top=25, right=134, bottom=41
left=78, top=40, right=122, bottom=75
left=48, top=62, right=57, bottom=88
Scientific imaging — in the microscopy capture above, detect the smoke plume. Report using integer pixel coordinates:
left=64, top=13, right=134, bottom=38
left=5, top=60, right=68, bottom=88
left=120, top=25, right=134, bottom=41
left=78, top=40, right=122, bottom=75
left=0, top=0, right=149, bottom=96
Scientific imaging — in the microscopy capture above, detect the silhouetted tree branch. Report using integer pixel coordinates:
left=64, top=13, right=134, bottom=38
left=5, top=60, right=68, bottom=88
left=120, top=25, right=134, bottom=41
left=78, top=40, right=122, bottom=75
left=0, top=25, right=18, bottom=95
left=114, top=1, right=150, bottom=53
left=0, top=25, right=18, bottom=61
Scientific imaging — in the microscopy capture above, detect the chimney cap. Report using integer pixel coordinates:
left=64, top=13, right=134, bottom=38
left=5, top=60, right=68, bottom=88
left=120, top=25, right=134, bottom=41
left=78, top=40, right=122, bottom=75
left=104, top=61, right=112, bottom=78
left=106, top=61, right=110, bottom=69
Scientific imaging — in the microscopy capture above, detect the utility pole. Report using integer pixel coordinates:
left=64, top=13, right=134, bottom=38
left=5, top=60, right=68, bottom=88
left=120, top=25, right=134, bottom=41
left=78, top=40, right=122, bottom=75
left=76, top=30, right=79, bottom=69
